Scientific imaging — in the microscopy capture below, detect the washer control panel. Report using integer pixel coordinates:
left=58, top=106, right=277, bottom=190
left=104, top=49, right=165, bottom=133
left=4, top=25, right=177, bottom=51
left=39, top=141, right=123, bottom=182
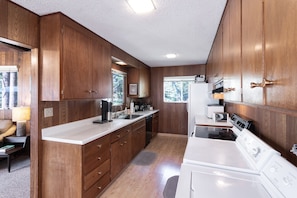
left=262, top=155, right=297, bottom=197
left=236, top=129, right=280, bottom=170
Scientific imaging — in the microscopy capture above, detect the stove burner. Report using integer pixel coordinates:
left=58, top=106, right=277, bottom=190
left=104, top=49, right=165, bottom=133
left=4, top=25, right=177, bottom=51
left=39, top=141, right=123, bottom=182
left=193, top=114, right=253, bottom=141
left=208, top=129, right=237, bottom=141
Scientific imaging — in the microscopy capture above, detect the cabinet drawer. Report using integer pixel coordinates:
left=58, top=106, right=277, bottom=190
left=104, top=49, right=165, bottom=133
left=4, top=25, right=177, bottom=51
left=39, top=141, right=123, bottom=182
left=111, top=125, right=131, bottom=143
left=83, top=172, right=110, bottom=198
left=83, top=135, right=110, bottom=174
left=83, top=149, right=110, bottom=174
left=84, top=159, right=110, bottom=191
left=132, top=118, right=145, bottom=131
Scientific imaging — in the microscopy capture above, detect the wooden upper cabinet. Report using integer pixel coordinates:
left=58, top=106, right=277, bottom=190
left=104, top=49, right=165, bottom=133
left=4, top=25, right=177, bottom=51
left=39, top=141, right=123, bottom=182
left=111, top=45, right=150, bottom=98
left=208, top=25, right=223, bottom=84
left=128, top=63, right=150, bottom=98
left=40, top=13, right=112, bottom=101
left=222, top=0, right=242, bottom=102
left=138, top=63, right=150, bottom=97
left=92, top=38, right=112, bottom=99
left=61, top=24, right=93, bottom=99
left=242, top=0, right=264, bottom=105
left=264, top=0, right=297, bottom=110
left=0, top=0, right=39, bottom=48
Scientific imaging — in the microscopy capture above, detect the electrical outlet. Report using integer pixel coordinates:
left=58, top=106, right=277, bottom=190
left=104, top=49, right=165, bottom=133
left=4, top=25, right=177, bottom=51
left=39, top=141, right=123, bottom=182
left=44, top=107, right=53, bottom=117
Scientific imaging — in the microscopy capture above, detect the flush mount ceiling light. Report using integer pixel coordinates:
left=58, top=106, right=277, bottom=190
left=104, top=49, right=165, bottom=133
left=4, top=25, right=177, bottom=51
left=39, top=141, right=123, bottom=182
left=115, top=61, right=127, bottom=66
left=165, top=53, right=177, bottom=59
left=127, top=0, right=156, bottom=14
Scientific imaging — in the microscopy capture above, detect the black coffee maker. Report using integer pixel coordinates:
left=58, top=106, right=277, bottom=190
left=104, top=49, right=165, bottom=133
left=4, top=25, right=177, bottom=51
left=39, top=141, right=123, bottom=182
left=93, top=99, right=112, bottom=124
left=101, top=100, right=112, bottom=122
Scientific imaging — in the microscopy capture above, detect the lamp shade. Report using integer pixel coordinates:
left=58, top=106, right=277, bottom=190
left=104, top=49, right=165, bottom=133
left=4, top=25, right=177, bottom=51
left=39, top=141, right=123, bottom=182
left=12, top=107, right=31, bottom=122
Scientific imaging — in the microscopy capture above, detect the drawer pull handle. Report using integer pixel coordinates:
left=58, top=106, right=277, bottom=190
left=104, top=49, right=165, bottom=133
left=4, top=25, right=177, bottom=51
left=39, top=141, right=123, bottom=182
left=124, top=141, right=127, bottom=144
left=120, top=143, right=124, bottom=146
left=98, top=171, right=102, bottom=175
left=117, top=134, right=121, bottom=138
left=98, top=186, right=102, bottom=190
left=98, top=157, right=101, bottom=160
left=224, top=88, right=235, bottom=92
left=250, top=78, right=275, bottom=88
left=97, top=144, right=102, bottom=148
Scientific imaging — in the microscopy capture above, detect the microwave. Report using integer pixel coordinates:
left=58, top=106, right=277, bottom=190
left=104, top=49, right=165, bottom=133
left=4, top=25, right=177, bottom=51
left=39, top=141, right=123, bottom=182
left=206, top=105, right=224, bottom=118
left=213, top=112, right=229, bottom=122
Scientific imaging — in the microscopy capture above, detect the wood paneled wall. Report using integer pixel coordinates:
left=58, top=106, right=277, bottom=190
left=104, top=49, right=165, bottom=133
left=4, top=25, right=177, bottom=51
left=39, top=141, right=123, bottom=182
left=150, top=65, right=206, bottom=135
left=226, top=102, right=297, bottom=166
left=41, top=100, right=101, bottom=128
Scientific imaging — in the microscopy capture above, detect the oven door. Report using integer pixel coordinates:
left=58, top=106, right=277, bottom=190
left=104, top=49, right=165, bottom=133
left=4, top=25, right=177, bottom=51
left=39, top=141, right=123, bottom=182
left=193, top=125, right=237, bottom=141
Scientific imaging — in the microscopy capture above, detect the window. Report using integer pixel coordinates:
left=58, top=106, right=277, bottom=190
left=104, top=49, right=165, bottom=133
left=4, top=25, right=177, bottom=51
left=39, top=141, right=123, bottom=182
left=163, top=76, right=195, bottom=103
left=112, top=69, right=126, bottom=106
left=0, top=66, right=18, bottom=109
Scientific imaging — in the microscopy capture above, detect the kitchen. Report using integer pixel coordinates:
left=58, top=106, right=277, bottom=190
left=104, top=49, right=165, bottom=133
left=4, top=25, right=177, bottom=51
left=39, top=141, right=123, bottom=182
left=0, top=0, right=297, bottom=197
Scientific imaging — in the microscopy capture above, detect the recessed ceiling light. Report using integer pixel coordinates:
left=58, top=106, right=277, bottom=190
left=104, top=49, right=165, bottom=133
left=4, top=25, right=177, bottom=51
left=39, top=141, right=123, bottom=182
left=127, top=0, right=156, bottom=14
left=166, top=53, right=177, bottom=59
left=115, top=61, right=127, bottom=66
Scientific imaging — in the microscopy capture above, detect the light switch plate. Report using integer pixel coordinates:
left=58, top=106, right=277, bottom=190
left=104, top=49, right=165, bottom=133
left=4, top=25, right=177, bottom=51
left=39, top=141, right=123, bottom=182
left=44, top=107, right=53, bottom=117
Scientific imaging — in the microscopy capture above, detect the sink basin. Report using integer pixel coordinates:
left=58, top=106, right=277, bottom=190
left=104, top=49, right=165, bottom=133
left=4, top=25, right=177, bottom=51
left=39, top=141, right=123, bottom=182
left=117, top=114, right=142, bottom=119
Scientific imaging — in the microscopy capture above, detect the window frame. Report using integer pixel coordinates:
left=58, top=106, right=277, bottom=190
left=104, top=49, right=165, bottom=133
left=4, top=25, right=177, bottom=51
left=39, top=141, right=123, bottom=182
left=0, top=65, right=18, bottom=109
left=112, top=69, right=127, bottom=106
left=163, top=76, right=195, bottom=103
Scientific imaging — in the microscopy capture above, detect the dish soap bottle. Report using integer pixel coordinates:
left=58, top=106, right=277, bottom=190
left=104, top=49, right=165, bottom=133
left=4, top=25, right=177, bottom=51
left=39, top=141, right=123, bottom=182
left=130, top=100, right=134, bottom=114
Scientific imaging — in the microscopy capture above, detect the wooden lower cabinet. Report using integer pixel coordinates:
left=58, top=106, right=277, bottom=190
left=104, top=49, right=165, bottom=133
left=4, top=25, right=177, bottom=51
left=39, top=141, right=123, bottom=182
left=42, top=118, right=150, bottom=197
left=110, top=125, right=132, bottom=179
left=42, top=134, right=111, bottom=198
left=152, top=112, right=159, bottom=138
left=131, top=118, right=146, bottom=158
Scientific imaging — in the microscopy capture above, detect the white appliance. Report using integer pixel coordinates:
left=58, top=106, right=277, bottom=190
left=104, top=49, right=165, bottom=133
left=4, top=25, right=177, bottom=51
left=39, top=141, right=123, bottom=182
left=187, top=83, right=218, bottom=136
left=206, top=105, right=224, bottom=118
left=176, top=154, right=297, bottom=198
left=183, top=129, right=280, bottom=174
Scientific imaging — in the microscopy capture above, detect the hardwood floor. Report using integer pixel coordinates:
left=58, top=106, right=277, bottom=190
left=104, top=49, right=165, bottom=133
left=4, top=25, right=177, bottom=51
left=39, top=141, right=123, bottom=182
left=100, top=133, right=188, bottom=198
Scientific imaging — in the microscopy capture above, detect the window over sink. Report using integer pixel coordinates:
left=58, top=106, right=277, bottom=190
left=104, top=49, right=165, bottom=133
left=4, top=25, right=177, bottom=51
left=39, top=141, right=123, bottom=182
left=112, top=69, right=126, bottom=106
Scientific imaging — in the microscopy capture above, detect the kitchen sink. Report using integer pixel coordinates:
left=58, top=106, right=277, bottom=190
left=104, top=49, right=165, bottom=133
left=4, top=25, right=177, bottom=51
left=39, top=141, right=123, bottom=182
left=117, top=114, right=142, bottom=119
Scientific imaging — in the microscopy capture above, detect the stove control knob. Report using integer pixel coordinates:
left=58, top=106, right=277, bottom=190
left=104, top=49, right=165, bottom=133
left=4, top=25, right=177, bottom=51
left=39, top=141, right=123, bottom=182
left=251, top=147, right=260, bottom=157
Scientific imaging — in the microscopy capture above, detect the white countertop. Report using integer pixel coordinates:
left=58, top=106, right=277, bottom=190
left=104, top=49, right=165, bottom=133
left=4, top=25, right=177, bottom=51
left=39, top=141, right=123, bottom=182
left=195, top=114, right=233, bottom=128
left=42, top=110, right=159, bottom=145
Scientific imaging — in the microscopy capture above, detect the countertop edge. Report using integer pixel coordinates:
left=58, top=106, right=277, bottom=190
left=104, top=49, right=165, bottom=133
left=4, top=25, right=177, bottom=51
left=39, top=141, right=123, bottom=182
left=42, top=110, right=159, bottom=145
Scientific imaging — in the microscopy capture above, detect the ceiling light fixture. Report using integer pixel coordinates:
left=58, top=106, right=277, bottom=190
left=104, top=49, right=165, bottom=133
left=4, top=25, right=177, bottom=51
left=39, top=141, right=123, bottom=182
left=115, top=61, right=127, bottom=66
left=166, top=53, right=177, bottom=59
left=127, top=0, right=156, bottom=14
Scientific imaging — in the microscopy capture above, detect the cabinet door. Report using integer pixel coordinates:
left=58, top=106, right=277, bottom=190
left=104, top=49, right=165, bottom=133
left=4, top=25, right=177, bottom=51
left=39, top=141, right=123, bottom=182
left=223, top=0, right=242, bottom=102
left=138, top=65, right=150, bottom=98
left=0, top=1, right=39, bottom=48
left=128, top=64, right=150, bottom=98
left=110, top=138, right=123, bottom=180
left=242, top=0, right=264, bottom=105
left=131, top=119, right=146, bottom=157
left=264, top=0, right=297, bottom=110
left=62, top=24, right=93, bottom=99
left=110, top=132, right=131, bottom=180
left=207, top=25, right=223, bottom=84
left=92, top=39, right=112, bottom=99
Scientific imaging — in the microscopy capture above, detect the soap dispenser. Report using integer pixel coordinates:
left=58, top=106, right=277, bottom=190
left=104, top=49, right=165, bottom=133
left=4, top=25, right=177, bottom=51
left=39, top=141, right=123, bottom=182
left=130, top=100, right=134, bottom=114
